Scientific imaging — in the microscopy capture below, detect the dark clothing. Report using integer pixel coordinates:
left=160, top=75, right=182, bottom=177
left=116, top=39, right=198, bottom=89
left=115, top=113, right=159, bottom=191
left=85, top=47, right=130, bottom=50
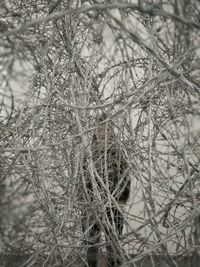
left=82, top=121, right=130, bottom=267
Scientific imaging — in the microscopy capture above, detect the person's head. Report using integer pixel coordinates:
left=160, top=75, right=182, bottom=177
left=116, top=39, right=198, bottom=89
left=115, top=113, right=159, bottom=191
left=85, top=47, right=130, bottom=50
left=94, top=113, right=112, bottom=143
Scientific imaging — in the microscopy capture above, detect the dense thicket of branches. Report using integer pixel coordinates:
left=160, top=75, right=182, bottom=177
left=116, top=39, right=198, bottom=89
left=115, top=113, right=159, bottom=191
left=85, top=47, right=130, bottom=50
left=0, top=1, right=200, bottom=266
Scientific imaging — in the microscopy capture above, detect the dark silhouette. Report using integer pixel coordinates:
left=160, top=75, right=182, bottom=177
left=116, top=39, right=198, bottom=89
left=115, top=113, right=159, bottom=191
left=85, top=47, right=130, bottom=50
left=82, top=115, right=130, bottom=267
